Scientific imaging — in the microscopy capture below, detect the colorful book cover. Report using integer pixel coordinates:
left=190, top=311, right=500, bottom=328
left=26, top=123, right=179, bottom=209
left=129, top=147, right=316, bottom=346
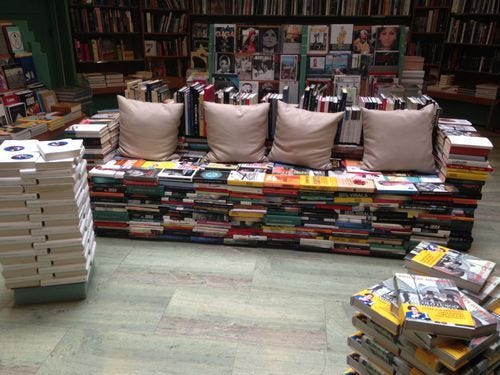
left=394, top=273, right=476, bottom=338
left=15, top=53, right=37, bottom=85
left=299, top=175, right=337, bottom=191
left=227, top=170, right=266, bottom=187
left=404, top=241, right=496, bottom=293
left=350, top=277, right=401, bottom=335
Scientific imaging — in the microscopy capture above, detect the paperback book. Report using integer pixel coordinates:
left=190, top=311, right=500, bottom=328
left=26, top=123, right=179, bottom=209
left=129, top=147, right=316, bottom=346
left=350, top=277, right=401, bottom=335
left=393, top=273, right=477, bottom=339
left=404, top=241, right=496, bottom=293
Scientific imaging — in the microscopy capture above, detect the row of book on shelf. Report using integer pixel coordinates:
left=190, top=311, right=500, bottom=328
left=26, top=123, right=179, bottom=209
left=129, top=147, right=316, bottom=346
left=190, top=0, right=412, bottom=16
left=348, top=240, right=499, bottom=374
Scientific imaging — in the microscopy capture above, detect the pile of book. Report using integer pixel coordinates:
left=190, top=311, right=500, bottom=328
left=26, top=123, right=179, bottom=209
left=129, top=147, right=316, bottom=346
left=64, top=109, right=120, bottom=168
left=0, top=139, right=95, bottom=289
left=433, top=117, right=494, bottom=249
left=81, top=73, right=107, bottom=89
left=87, top=147, right=493, bottom=254
left=439, top=74, right=454, bottom=87
left=475, top=84, right=499, bottom=100
left=403, top=56, right=425, bottom=71
left=400, top=70, right=425, bottom=92
left=348, top=240, right=499, bottom=374
left=105, top=72, right=124, bottom=88
left=55, top=86, right=93, bottom=114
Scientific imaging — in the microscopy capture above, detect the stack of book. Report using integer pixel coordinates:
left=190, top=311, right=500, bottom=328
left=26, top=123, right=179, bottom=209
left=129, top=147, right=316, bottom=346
left=439, top=74, right=454, bottom=87
left=475, top=84, right=499, bottom=100
left=81, top=73, right=107, bottom=89
left=105, top=72, right=124, bottom=88
left=87, top=143, right=495, bottom=255
left=433, top=117, right=494, bottom=249
left=55, top=86, right=93, bottom=114
left=458, top=86, right=476, bottom=97
left=64, top=110, right=120, bottom=168
left=403, top=56, right=425, bottom=71
left=400, top=70, right=425, bottom=93
left=0, top=139, right=95, bottom=289
left=17, top=113, right=66, bottom=132
left=349, top=241, right=499, bottom=374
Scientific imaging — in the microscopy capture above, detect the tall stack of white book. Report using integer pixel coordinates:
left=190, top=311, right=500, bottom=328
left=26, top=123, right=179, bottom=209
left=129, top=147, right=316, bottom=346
left=0, top=139, right=95, bottom=291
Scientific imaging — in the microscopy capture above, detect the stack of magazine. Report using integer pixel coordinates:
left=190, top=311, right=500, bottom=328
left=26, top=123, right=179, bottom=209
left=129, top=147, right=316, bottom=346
left=348, top=241, right=499, bottom=374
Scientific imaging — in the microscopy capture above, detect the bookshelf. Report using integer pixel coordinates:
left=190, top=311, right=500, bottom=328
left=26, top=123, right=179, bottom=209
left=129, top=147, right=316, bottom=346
left=443, top=10, right=499, bottom=82
left=67, top=0, right=189, bottom=87
left=68, top=0, right=144, bottom=75
left=406, top=0, right=452, bottom=85
left=142, top=0, right=189, bottom=86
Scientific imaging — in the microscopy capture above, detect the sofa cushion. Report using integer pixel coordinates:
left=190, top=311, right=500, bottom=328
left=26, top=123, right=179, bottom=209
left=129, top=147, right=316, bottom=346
left=204, top=101, right=269, bottom=163
left=362, top=104, right=437, bottom=173
left=118, top=95, right=183, bottom=160
left=268, top=101, right=343, bottom=170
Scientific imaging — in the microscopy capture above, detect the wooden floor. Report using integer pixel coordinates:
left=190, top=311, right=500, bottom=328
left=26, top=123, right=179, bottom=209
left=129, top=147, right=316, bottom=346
left=1, top=130, right=499, bottom=374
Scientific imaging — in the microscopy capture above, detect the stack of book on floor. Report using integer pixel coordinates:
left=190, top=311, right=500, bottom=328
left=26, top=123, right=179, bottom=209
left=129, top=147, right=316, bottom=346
left=0, top=139, right=95, bottom=289
left=433, top=117, right=494, bottom=250
left=87, top=147, right=494, bottom=254
left=349, top=241, right=499, bottom=374
left=64, top=110, right=120, bottom=168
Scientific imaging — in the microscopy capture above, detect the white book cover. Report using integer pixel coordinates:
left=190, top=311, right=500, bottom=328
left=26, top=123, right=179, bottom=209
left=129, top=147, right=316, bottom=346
left=0, top=150, right=41, bottom=168
left=446, top=135, right=493, bottom=150
left=37, top=139, right=84, bottom=161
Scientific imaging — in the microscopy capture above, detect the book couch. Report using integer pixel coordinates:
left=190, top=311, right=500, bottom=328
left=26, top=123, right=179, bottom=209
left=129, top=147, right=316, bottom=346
left=88, top=96, right=493, bottom=258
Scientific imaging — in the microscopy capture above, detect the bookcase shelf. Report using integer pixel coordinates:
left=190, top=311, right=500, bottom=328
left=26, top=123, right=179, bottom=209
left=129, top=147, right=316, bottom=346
left=189, top=14, right=411, bottom=25
left=144, top=32, right=189, bottom=36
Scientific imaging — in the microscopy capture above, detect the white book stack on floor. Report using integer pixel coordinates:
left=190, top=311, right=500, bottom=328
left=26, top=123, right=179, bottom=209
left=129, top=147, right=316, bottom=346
left=0, top=139, right=96, bottom=290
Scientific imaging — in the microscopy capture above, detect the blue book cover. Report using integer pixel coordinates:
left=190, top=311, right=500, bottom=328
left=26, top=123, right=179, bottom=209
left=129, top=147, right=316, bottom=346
left=15, top=53, right=37, bottom=85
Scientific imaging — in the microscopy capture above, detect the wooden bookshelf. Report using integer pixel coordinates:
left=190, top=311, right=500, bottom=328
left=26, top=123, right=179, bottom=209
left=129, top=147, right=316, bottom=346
left=91, top=86, right=126, bottom=95
left=426, top=89, right=500, bottom=130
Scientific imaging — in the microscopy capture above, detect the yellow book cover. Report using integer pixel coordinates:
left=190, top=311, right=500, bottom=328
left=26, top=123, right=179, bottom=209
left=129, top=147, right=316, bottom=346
left=141, top=161, right=177, bottom=170
left=404, top=241, right=495, bottom=293
left=443, top=170, right=488, bottom=181
left=299, top=175, right=337, bottom=191
left=394, top=273, right=476, bottom=338
left=350, top=277, right=401, bottom=335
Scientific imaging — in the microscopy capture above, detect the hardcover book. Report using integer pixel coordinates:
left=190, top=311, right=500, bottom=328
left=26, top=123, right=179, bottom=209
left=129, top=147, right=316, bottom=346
left=393, top=273, right=477, bottom=339
left=404, top=241, right=496, bottom=293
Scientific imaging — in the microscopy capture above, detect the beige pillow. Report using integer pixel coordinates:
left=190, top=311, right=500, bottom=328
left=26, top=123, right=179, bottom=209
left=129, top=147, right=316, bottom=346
left=362, top=104, right=437, bottom=173
left=204, top=101, right=269, bottom=163
left=118, top=95, right=183, bottom=160
left=268, top=101, right=343, bottom=170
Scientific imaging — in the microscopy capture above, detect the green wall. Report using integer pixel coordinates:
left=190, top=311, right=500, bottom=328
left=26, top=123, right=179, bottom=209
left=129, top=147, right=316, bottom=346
left=0, top=0, right=76, bottom=89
